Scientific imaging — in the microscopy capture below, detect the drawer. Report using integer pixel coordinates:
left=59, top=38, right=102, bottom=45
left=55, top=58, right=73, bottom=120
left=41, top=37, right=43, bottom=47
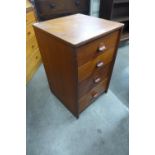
left=78, top=47, right=115, bottom=82
left=79, top=79, right=108, bottom=112
left=26, top=24, right=35, bottom=41
left=26, top=11, right=36, bottom=25
left=79, top=63, right=112, bottom=97
left=35, top=0, right=89, bottom=17
left=26, top=48, right=42, bottom=82
left=26, top=36, right=39, bottom=58
left=77, top=30, right=119, bottom=66
left=68, top=0, right=90, bottom=12
left=36, top=0, right=67, bottom=16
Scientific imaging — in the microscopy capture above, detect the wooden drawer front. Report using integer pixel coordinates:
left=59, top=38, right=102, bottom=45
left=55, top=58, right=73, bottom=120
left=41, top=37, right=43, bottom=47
left=36, top=0, right=67, bottom=16
left=79, top=79, right=108, bottom=112
left=26, top=11, right=36, bottom=25
left=26, top=37, right=38, bottom=58
left=35, top=0, right=90, bottom=19
left=77, top=30, right=119, bottom=66
left=68, top=0, right=90, bottom=12
left=26, top=49, right=42, bottom=81
left=26, top=24, right=35, bottom=41
left=78, top=47, right=115, bottom=82
left=79, top=63, right=112, bottom=97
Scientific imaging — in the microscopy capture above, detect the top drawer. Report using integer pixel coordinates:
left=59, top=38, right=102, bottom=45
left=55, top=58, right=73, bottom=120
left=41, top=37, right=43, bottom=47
left=34, top=0, right=90, bottom=20
left=35, top=0, right=89, bottom=15
left=77, top=30, right=119, bottom=66
left=36, top=0, right=66, bottom=15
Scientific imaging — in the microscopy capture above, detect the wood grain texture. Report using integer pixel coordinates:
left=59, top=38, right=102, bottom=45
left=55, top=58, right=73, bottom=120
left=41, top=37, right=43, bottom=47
left=26, top=24, right=35, bottom=41
left=33, top=28, right=78, bottom=117
left=78, top=63, right=112, bottom=97
left=78, top=47, right=115, bottom=82
left=79, top=79, right=108, bottom=112
left=26, top=36, right=39, bottom=58
left=77, top=30, right=119, bottom=66
left=33, top=14, right=124, bottom=46
left=26, top=11, right=36, bottom=25
left=26, top=48, right=42, bottom=82
left=26, top=8, right=42, bottom=83
left=33, top=14, right=123, bottom=118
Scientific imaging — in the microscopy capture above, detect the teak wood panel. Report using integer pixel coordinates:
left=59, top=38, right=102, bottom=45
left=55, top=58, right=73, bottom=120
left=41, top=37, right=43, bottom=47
left=78, top=47, right=115, bottom=82
left=26, top=8, right=42, bottom=83
left=78, top=62, right=112, bottom=97
left=33, top=14, right=124, bottom=46
left=79, top=79, right=108, bottom=112
left=26, top=24, right=36, bottom=41
left=78, top=29, right=122, bottom=113
left=33, top=28, right=78, bottom=117
left=26, top=11, right=36, bottom=25
left=77, top=30, right=119, bottom=66
left=26, top=48, right=42, bottom=82
left=26, top=36, right=39, bottom=58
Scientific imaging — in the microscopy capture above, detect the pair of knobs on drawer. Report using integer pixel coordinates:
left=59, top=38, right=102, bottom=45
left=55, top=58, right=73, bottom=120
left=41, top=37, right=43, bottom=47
left=96, top=44, right=106, bottom=67
left=92, top=77, right=101, bottom=98
left=91, top=45, right=106, bottom=99
left=92, top=44, right=106, bottom=99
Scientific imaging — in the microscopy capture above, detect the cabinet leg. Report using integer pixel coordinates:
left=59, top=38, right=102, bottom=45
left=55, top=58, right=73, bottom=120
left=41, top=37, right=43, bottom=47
left=105, top=89, right=108, bottom=93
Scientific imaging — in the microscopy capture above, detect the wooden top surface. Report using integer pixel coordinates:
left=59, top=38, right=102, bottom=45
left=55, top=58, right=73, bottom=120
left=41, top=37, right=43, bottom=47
left=33, top=14, right=124, bottom=46
left=26, top=0, right=33, bottom=12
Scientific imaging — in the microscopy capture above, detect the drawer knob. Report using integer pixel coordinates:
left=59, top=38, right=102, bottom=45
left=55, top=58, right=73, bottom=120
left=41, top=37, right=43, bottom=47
left=94, top=77, right=101, bottom=83
left=49, top=3, right=56, bottom=9
left=96, top=61, right=104, bottom=68
left=98, top=45, right=106, bottom=52
left=75, top=0, right=80, bottom=6
left=92, top=92, right=98, bottom=98
left=27, top=32, right=31, bottom=35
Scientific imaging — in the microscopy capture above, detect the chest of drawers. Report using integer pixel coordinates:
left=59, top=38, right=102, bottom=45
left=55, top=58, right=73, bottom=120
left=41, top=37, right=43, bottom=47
left=33, top=14, right=123, bottom=118
left=26, top=6, right=42, bottom=83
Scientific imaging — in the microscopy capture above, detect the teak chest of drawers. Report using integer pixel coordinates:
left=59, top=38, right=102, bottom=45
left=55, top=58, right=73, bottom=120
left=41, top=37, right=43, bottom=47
left=33, top=14, right=124, bottom=118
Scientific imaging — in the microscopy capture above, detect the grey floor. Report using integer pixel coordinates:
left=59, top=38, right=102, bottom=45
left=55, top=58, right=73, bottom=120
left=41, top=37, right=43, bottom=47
left=26, top=43, right=129, bottom=155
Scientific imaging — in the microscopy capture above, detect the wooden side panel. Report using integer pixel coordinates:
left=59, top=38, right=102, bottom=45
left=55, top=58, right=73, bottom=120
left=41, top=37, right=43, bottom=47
left=26, top=11, right=36, bottom=25
left=33, top=28, right=78, bottom=117
left=26, top=9, right=42, bottom=83
left=26, top=48, right=42, bottom=82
